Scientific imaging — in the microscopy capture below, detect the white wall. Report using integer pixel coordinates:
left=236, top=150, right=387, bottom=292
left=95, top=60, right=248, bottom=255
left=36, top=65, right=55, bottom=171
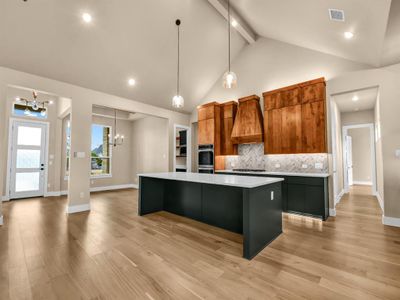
left=341, top=110, right=375, bottom=126
left=191, top=37, right=369, bottom=123
left=347, top=127, right=372, bottom=184
left=131, top=116, right=169, bottom=185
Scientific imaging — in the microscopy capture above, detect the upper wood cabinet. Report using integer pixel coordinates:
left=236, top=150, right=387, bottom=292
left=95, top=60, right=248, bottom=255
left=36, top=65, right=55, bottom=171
left=220, top=101, right=238, bottom=155
left=263, top=77, right=326, bottom=154
left=197, top=102, right=221, bottom=155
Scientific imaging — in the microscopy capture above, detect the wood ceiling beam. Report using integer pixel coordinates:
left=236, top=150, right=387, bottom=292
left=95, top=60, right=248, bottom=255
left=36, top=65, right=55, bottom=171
left=208, top=0, right=257, bottom=44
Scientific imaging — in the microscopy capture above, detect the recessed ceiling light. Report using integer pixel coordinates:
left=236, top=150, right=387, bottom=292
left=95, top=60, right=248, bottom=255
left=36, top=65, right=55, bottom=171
left=231, top=19, right=238, bottom=28
left=15, top=97, right=21, bottom=101
left=82, top=13, right=92, bottom=23
left=352, top=95, right=359, bottom=102
left=128, top=78, right=136, bottom=86
left=49, top=100, right=54, bottom=105
left=344, top=31, right=354, bottom=39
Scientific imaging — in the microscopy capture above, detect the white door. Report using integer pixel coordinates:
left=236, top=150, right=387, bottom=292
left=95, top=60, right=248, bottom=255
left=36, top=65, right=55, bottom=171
left=9, top=121, right=47, bottom=199
left=346, top=135, right=353, bottom=187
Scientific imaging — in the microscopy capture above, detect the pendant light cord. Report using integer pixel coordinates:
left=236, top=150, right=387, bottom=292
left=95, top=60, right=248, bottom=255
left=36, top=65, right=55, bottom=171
left=176, top=20, right=181, bottom=96
left=228, top=0, right=231, bottom=72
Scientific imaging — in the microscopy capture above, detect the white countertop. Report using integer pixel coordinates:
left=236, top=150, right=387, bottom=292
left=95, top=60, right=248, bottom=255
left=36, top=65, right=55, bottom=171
left=138, top=172, right=284, bottom=188
left=216, top=170, right=330, bottom=178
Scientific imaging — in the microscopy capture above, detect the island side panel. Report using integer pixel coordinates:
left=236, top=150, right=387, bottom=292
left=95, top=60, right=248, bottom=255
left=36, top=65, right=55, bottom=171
left=243, top=182, right=283, bottom=260
left=164, top=180, right=202, bottom=222
left=138, top=177, right=165, bottom=216
left=201, top=183, right=243, bottom=234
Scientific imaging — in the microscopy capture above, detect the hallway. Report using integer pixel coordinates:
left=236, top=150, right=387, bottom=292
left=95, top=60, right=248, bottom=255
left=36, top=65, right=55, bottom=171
left=0, top=187, right=399, bottom=299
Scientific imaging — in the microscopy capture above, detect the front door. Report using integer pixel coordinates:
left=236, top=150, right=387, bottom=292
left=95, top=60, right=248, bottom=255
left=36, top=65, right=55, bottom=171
left=9, top=121, right=47, bottom=199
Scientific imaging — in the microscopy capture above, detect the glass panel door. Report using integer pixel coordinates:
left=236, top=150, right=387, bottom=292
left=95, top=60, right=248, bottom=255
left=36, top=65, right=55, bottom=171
left=10, top=121, right=47, bottom=199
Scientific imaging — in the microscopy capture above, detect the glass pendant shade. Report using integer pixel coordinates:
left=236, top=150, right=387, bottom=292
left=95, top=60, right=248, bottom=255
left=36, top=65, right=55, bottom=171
left=172, top=95, right=184, bottom=108
left=223, top=71, right=237, bottom=89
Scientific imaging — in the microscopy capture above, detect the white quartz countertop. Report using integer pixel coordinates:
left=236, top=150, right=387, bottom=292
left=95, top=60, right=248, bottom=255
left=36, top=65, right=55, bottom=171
left=216, top=170, right=330, bottom=178
left=138, top=172, right=284, bottom=188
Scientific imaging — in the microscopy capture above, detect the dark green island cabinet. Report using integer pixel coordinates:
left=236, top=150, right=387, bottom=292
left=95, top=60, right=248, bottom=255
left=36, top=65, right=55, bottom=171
left=138, top=172, right=285, bottom=260
left=217, top=171, right=330, bottom=220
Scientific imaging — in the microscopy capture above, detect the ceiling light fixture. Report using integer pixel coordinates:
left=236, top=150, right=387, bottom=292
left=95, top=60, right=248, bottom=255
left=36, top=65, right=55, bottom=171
left=223, top=0, right=237, bottom=89
left=344, top=31, right=354, bottom=39
left=231, top=19, right=238, bottom=28
left=172, top=19, right=184, bottom=109
left=82, top=13, right=92, bottom=23
left=352, top=95, right=359, bottom=102
left=128, top=78, right=136, bottom=86
left=18, top=91, right=52, bottom=117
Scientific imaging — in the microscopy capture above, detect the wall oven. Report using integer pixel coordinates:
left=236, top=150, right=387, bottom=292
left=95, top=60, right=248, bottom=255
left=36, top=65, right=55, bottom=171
left=198, top=144, right=214, bottom=173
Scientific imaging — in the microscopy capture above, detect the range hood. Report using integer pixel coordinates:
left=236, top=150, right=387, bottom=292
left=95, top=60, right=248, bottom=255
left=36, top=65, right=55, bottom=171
left=231, top=95, right=264, bottom=144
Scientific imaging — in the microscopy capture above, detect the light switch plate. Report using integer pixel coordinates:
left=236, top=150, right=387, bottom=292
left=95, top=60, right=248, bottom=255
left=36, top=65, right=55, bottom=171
left=396, top=149, right=400, bottom=158
left=74, top=152, right=86, bottom=158
left=275, top=163, right=281, bottom=168
left=302, top=164, right=308, bottom=169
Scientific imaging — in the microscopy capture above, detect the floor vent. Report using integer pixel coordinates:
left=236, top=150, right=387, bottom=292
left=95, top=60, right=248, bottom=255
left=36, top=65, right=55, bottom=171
left=329, top=9, right=345, bottom=22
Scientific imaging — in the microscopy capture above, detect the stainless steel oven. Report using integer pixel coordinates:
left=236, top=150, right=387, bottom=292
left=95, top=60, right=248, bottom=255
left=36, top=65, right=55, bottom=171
left=198, top=144, right=214, bottom=173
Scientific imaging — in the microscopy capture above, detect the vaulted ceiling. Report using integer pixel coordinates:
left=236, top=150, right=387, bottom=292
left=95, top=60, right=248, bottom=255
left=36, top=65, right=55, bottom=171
left=0, top=0, right=246, bottom=113
left=1, top=0, right=399, bottom=114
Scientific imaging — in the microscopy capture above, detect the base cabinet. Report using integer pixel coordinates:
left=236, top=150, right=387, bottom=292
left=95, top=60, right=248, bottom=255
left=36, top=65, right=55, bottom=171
left=217, top=172, right=329, bottom=220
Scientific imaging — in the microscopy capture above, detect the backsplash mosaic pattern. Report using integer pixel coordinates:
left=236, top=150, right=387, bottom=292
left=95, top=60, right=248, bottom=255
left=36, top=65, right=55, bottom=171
left=224, top=144, right=329, bottom=173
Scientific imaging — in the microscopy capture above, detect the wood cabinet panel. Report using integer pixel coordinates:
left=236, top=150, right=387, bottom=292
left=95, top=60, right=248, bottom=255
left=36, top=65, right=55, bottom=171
left=302, top=101, right=326, bottom=153
left=264, top=109, right=282, bottom=154
left=198, top=119, right=215, bottom=145
left=198, top=105, right=215, bottom=121
left=222, top=117, right=237, bottom=155
left=281, top=105, right=302, bottom=153
left=281, top=88, right=300, bottom=107
left=302, top=82, right=325, bottom=104
left=264, top=93, right=283, bottom=111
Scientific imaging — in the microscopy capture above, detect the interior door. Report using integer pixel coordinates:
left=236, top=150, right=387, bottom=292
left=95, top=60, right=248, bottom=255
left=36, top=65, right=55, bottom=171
left=9, top=121, right=47, bottom=199
left=346, top=135, right=353, bottom=187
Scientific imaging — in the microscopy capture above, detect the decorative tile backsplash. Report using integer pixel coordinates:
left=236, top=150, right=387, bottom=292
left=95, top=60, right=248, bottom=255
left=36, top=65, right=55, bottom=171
left=224, top=144, right=329, bottom=173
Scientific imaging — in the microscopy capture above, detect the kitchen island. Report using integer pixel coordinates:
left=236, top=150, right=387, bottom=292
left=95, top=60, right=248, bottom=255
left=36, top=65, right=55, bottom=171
left=138, top=172, right=284, bottom=260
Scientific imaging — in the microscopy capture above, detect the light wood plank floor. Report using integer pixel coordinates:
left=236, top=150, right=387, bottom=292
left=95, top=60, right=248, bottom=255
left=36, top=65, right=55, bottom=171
left=1, top=186, right=399, bottom=300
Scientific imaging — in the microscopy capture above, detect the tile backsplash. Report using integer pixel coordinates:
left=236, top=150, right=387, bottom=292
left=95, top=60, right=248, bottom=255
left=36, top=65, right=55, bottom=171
left=224, top=144, right=329, bottom=173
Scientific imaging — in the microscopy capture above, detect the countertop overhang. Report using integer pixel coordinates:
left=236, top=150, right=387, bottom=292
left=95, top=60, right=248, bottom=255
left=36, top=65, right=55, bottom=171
left=138, top=172, right=284, bottom=188
left=215, top=170, right=330, bottom=178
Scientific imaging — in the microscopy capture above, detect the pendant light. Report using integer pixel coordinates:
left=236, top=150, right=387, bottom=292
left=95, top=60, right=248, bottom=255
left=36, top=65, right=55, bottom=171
left=222, top=0, right=237, bottom=89
left=172, top=19, right=184, bottom=108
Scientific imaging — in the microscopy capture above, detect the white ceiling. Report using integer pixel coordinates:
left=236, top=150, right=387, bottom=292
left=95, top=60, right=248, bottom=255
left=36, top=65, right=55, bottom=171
left=0, top=0, right=246, bottom=113
left=231, top=0, right=393, bottom=67
left=334, top=87, right=378, bottom=113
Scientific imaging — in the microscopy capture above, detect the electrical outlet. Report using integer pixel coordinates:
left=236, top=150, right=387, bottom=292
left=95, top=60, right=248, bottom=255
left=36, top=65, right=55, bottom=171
left=315, top=163, right=323, bottom=169
left=271, top=191, right=274, bottom=200
left=302, top=164, right=308, bottom=169
left=91, top=180, right=94, bottom=185
left=47, top=183, right=51, bottom=188
left=275, top=163, right=281, bottom=168
left=80, top=192, right=85, bottom=199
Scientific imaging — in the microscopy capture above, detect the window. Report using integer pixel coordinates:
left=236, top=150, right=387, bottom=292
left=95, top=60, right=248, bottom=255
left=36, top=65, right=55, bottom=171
left=91, top=124, right=112, bottom=177
left=65, top=119, right=71, bottom=176
left=13, top=103, right=47, bottom=119
left=65, top=122, right=112, bottom=177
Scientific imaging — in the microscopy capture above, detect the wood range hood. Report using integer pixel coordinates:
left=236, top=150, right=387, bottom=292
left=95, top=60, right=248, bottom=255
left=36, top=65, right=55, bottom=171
left=231, top=95, right=264, bottom=144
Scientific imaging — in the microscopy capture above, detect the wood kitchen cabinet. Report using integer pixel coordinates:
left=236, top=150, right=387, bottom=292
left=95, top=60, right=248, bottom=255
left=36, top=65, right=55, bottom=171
left=263, top=77, right=327, bottom=154
left=220, top=101, right=238, bottom=155
left=197, top=102, right=221, bottom=155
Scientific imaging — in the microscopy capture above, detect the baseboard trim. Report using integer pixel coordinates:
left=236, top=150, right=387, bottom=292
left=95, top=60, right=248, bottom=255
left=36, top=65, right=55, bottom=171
left=90, top=184, right=137, bottom=192
left=352, top=181, right=372, bottom=186
left=376, top=193, right=384, bottom=212
left=2, top=195, right=10, bottom=202
left=382, top=215, right=400, bottom=228
left=44, top=191, right=62, bottom=197
left=335, top=189, right=345, bottom=205
left=66, top=203, right=91, bottom=214
left=0, top=215, right=3, bottom=225
left=329, top=209, right=336, bottom=217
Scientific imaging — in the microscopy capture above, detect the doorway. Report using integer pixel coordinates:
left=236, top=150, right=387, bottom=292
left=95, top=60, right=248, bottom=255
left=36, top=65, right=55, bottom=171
left=342, top=123, right=376, bottom=195
left=8, top=119, right=48, bottom=199
left=173, top=124, right=191, bottom=172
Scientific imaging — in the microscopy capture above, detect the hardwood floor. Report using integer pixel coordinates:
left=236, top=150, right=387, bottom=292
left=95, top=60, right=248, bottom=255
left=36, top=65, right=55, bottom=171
left=0, top=186, right=399, bottom=299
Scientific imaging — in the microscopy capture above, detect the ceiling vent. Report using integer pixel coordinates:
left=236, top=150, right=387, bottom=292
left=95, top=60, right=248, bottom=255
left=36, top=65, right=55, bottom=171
left=329, top=9, right=345, bottom=22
